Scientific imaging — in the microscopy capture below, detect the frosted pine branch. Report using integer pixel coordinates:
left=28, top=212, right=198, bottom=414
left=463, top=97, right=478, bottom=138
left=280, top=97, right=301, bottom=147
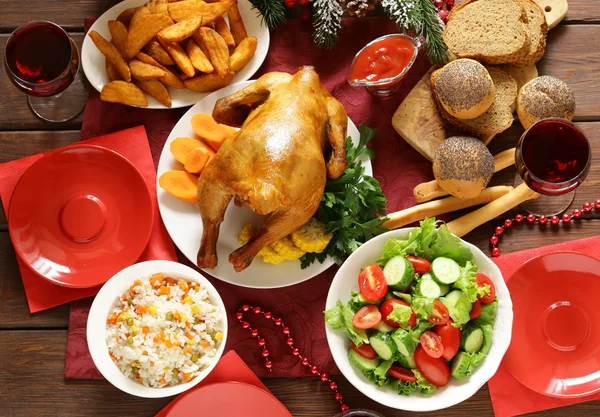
left=313, top=0, right=344, bottom=48
left=381, top=0, right=419, bottom=30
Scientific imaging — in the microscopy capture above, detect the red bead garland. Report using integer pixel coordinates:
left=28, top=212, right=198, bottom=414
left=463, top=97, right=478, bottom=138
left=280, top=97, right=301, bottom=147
left=236, top=305, right=348, bottom=412
left=489, top=201, right=599, bottom=257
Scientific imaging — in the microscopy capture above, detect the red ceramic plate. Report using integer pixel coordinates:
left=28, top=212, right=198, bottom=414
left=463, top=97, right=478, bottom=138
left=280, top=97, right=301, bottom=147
left=8, top=145, right=153, bottom=288
left=165, top=382, right=291, bottom=417
left=505, top=252, right=600, bottom=398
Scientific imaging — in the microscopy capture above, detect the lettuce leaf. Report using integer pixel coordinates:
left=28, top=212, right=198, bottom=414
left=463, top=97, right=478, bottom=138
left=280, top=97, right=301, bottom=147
left=452, top=324, right=495, bottom=380
left=387, top=304, right=413, bottom=329
left=431, top=224, right=475, bottom=266
left=383, top=377, right=419, bottom=396
left=324, top=300, right=369, bottom=347
left=378, top=218, right=439, bottom=264
left=471, top=298, right=498, bottom=328
left=409, top=320, right=435, bottom=343
left=373, top=359, right=394, bottom=384
left=452, top=261, right=489, bottom=303
left=441, top=291, right=472, bottom=327
left=413, top=369, right=437, bottom=395
left=411, top=297, right=434, bottom=321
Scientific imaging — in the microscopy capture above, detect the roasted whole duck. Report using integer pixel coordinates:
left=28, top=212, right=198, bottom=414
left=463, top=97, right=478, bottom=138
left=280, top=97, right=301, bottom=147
left=197, top=66, right=348, bottom=271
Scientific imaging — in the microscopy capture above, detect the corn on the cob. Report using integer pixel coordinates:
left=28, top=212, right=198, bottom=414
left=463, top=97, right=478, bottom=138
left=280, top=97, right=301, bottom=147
left=291, top=218, right=332, bottom=253
left=260, top=246, right=286, bottom=264
left=237, top=224, right=255, bottom=245
left=272, top=235, right=306, bottom=260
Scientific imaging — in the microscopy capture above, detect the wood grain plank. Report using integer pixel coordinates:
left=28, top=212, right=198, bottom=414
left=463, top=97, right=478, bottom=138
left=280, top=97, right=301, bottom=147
left=0, top=0, right=120, bottom=32
left=0, top=34, right=85, bottom=131
left=0, top=234, right=69, bottom=329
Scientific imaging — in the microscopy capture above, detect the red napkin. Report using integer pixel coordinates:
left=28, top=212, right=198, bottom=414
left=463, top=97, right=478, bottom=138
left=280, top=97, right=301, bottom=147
left=154, top=350, right=273, bottom=417
left=488, top=235, right=600, bottom=417
left=65, top=17, right=433, bottom=379
left=0, top=126, right=177, bottom=313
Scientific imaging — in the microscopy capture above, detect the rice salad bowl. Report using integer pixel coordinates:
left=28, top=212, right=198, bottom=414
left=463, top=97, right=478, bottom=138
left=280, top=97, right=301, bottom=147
left=88, top=260, right=228, bottom=398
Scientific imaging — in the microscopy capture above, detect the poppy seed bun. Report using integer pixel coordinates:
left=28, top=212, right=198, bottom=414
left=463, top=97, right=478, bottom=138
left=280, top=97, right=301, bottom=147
left=433, top=136, right=495, bottom=198
left=432, top=59, right=496, bottom=119
left=517, top=76, right=576, bottom=129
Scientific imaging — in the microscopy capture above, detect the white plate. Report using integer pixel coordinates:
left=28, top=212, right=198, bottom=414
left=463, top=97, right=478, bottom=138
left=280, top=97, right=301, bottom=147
left=157, top=80, right=373, bottom=289
left=325, top=228, right=513, bottom=412
left=87, top=260, right=228, bottom=398
left=81, top=0, right=270, bottom=109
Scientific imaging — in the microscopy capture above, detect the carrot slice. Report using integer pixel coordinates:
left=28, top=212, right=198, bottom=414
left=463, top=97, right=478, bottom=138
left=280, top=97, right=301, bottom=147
left=184, top=147, right=212, bottom=174
left=158, top=170, right=199, bottom=204
left=170, top=137, right=215, bottom=164
left=190, top=113, right=237, bottom=151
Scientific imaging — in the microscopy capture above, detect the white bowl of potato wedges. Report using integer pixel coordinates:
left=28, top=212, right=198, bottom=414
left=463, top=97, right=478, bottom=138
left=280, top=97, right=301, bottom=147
left=82, top=0, right=270, bottom=109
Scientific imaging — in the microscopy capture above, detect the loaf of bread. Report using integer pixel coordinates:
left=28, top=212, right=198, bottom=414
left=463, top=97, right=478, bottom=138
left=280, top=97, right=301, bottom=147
left=433, top=136, right=495, bottom=199
left=517, top=76, right=576, bottom=129
left=443, top=0, right=530, bottom=65
left=513, top=0, right=548, bottom=67
left=434, top=67, right=518, bottom=137
left=431, top=59, right=496, bottom=120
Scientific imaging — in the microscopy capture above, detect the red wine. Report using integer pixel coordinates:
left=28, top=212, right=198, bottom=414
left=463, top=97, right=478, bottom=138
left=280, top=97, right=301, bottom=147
left=5, top=22, right=77, bottom=96
left=518, top=119, right=590, bottom=195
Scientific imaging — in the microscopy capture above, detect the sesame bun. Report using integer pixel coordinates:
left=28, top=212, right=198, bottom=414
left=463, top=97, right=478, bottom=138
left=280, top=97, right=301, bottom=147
left=517, top=76, right=576, bottom=129
left=433, top=136, right=495, bottom=199
left=431, top=59, right=496, bottom=120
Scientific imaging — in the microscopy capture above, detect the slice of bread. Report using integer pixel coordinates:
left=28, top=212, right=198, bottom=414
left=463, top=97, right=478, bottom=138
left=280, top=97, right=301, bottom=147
left=434, top=67, right=518, bottom=137
left=443, top=0, right=530, bottom=65
left=512, top=0, right=548, bottom=67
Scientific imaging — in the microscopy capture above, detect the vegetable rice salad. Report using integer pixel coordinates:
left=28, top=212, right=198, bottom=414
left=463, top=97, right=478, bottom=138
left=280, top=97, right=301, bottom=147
left=106, top=273, right=223, bottom=388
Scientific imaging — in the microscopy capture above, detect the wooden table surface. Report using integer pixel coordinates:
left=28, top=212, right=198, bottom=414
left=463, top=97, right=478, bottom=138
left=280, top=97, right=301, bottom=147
left=1, top=1, right=599, bottom=416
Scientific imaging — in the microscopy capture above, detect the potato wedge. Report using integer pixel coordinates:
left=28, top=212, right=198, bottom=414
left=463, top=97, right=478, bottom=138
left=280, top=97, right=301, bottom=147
left=229, top=36, right=257, bottom=71
left=198, top=27, right=230, bottom=77
left=147, top=0, right=169, bottom=15
left=129, top=6, right=151, bottom=27
left=184, top=70, right=234, bottom=92
left=144, top=39, right=175, bottom=65
left=168, top=0, right=234, bottom=25
left=106, top=60, right=121, bottom=81
left=136, top=52, right=185, bottom=88
left=214, top=16, right=235, bottom=48
left=101, top=81, right=148, bottom=107
left=89, top=30, right=131, bottom=82
left=157, top=16, right=202, bottom=43
left=117, top=7, right=139, bottom=26
left=130, top=59, right=167, bottom=80
left=227, top=3, right=247, bottom=45
left=108, top=20, right=128, bottom=59
left=126, top=14, right=173, bottom=59
left=134, top=79, right=172, bottom=107
left=159, top=39, right=196, bottom=77
left=186, top=38, right=214, bottom=73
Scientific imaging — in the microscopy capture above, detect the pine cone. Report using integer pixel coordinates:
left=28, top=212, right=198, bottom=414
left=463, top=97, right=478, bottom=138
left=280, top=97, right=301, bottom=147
left=344, top=0, right=377, bottom=17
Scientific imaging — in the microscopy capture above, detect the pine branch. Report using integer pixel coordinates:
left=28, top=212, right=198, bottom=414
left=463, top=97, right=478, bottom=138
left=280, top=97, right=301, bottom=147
left=250, top=0, right=287, bottom=30
left=417, top=0, right=449, bottom=65
left=312, top=0, right=344, bottom=49
left=381, top=0, right=420, bottom=30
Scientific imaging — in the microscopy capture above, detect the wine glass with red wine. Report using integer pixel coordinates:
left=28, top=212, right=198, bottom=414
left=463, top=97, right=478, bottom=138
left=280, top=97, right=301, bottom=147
left=515, top=118, right=591, bottom=216
left=4, top=21, right=87, bottom=122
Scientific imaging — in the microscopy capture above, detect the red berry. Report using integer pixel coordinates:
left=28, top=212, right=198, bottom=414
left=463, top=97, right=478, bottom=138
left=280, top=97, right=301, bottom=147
left=284, top=0, right=296, bottom=8
left=515, top=214, right=524, bottom=223
left=264, top=311, right=272, bottom=320
left=492, top=247, right=501, bottom=257
left=241, top=321, right=250, bottom=329
left=258, top=338, right=266, bottom=347
left=495, top=226, right=504, bottom=236
left=274, top=318, right=283, bottom=326
left=538, top=215, right=548, bottom=225
left=504, top=219, right=513, bottom=228
left=299, top=8, right=311, bottom=20
left=250, top=329, right=259, bottom=338
left=235, top=312, right=243, bottom=320
left=527, top=214, right=536, bottom=223
left=434, top=0, right=444, bottom=8
left=298, top=0, right=309, bottom=5
left=262, top=349, right=270, bottom=358
left=311, top=365, right=319, bottom=375
left=320, top=373, right=329, bottom=382
left=286, top=337, right=294, bottom=346
left=551, top=215, right=560, bottom=225
left=292, top=348, right=300, bottom=356
left=241, top=304, right=250, bottom=312
left=330, top=381, right=338, bottom=390
left=265, top=360, right=273, bottom=369
left=573, top=209, right=582, bottom=218
left=562, top=213, right=572, bottom=223
left=282, top=326, right=290, bottom=335
left=490, top=236, right=499, bottom=245
left=446, top=0, right=455, bottom=4
left=335, top=392, right=343, bottom=401
left=595, top=200, right=600, bottom=209
left=252, top=306, right=262, bottom=314
left=341, top=404, right=349, bottom=412
left=302, top=357, right=310, bottom=366
left=437, top=9, right=449, bottom=23
left=583, top=202, right=592, bottom=212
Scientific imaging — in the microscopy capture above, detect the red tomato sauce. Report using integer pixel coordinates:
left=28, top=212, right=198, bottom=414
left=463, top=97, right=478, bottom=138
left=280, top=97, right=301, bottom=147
left=349, top=36, right=415, bottom=83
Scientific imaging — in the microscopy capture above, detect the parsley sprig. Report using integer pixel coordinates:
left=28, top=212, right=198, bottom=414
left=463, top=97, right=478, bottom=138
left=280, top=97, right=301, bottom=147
left=300, top=125, right=388, bottom=269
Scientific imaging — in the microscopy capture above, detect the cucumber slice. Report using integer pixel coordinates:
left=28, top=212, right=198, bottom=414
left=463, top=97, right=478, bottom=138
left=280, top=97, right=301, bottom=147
left=348, top=348, right=379, bottom=372
left=369, top=332, right=397, bottom=361
left=383, top=256, right=414, bottom=291
left=422, top=273, right=433, bottom=280
left=461, top=327, right=484, bottom=353
left=451, top=352, right=472, bottom=380
left=418, top=278, right=441, bottom=299
left=397, top=351, right=417, bottom=369
left=391, top=329, right=416, bottom=357
left=438, top=283, right=450, bottom=296
left=444, top=289, right=465, bottom=305
left=374, top=320, right=395, bottom=333
left=430, top=257, right=461, bottom=285
left=392, top=292, right=412, bottom=304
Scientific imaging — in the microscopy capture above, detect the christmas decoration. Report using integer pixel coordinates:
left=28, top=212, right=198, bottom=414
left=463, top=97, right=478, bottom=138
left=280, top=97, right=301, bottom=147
left=236, top=304, right=349, bottom=412
left=312, top=0, right=344, bottom=48
left=250, top=0, right=287, bottom=29
left=344, top=0, right=378, bottom=17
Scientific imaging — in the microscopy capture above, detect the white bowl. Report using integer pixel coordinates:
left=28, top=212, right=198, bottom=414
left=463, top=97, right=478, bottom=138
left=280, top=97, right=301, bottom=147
left=325, top=228, right=513, bottom=412
left=87, top=260, right=228, bottom=398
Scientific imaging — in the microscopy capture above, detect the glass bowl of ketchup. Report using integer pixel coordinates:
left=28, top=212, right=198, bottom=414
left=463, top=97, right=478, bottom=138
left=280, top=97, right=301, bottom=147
left=348, top=33, right=420, bottom=98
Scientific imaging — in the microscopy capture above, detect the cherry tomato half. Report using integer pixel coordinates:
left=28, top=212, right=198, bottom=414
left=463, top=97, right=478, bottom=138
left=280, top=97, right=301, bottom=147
left=380, top=298, right=416, bottom=329
left=435, top=320, right=461, bottom=360
left=406, top=256, right=431, bottom=275
left=414, top=345, right=451, bottom=387
left=358, top=264, right=388, bottom=302
left=470, top=299, right=482, bottom=319
left=476, top=273, right=496, bottom=304
left=352, top=305, right=382, bottom=329
left=388, top=365, right=417, bottom=382
left=350, top=340, right=377, bottom=360
left=420, top=331, right=444, bottom=359
left=427, top=299, right=450, bottom=325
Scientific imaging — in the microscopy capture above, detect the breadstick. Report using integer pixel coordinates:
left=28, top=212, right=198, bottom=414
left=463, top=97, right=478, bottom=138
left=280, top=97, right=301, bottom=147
left=414, top=147, right=516, bottom=203
left=384, top=186, right=513, bottom=230
left=446, top=183, right=539, bottom=237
